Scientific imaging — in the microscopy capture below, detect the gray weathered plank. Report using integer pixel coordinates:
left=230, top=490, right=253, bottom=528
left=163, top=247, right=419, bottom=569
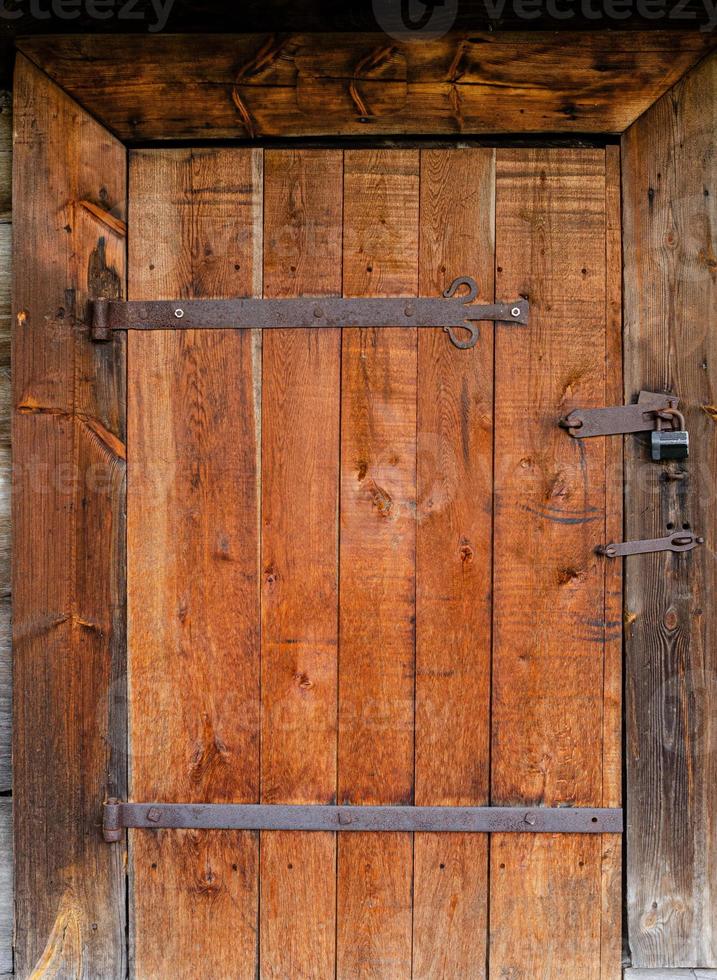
left=625, top=972, right=717, bottom=979
left=0, top=91, right=10, bottom=221
left=0, top=800, right=12, bottom=976
left=622, top=50, right=717, bottom=969
left=0, top=800, right=11, bottom=976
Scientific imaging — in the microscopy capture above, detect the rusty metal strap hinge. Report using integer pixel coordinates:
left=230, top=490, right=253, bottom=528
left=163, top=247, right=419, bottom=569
left=102, top=801, right=622, bottom=841
left=91, top=276, right=529, bottom=350
left=598, top=531, right=704, bottom=558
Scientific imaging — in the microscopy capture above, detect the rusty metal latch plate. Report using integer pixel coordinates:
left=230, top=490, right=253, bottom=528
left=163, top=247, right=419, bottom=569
left=91, top=276, right=529, bottom=350
left=599, top=531, right=704, bottom=558
left=102, top=800, right=622, bottom=841
left=561, top=390, right=680, bottom=438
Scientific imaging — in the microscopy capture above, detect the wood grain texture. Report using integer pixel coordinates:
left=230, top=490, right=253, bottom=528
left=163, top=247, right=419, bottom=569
left=12, top=54, right=126, bottom=980
left=601, top=142, right=624, bottom=980
left=259, top=149, right=342, bottom=978
left=0, top=801, right=11, bottom=977
left=489, top=149, right=611, bottom=978
left=412, top=148, right=494, bottom=979
left=128, top=148, right=262, bottom=979
left=625, top=972, right=717, bottom=979
left=0, top=91, right=9, bottom=222
left=16, top=33, right=716, bottom=141
left=0, top=86, right=11, bottom=977
left=622, top=50, right=717, bottom=969
left=337, top=149, right=418, bottom=979
left=0, top=195, right=9, bottom=795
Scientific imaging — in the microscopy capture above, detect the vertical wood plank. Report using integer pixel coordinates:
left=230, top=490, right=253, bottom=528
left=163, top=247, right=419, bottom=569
left=489, top=149, right=609, bottom=979
left=0, top=94, right=10, bottom=796
left=337, top=149, right=418, bottom=980
left=12, top=55, right=127, bottom=979
left=412, top=148, right=494, bottom=979
left=0, top=801, right=11, bottom=976
left=622, top=51, right=717, bottom=969
left=259, top=149, right=342, bottom=978
left=601, top=142, right=624, bottom=980
left=128, top=148, right=262, bottom=979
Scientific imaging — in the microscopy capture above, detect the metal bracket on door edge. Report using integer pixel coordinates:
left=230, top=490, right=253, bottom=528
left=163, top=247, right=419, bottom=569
left=598, top=531, right=704, bottom=558
left=90, top=276, right=530, bottom=350
left=102, top=801, right=622, bottom=841
left=560, top=390, right=680, bottom=438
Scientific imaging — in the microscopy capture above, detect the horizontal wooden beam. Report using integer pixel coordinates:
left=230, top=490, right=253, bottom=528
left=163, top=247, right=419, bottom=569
left=16, top=32, right=716, bottom=141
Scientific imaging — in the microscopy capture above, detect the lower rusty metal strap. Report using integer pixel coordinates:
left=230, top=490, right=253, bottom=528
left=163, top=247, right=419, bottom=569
left=598, top=531, right=704, bottom=558
left=91, top=276, right=529, bottom=350
left=102, top=801, right=622, bottom=840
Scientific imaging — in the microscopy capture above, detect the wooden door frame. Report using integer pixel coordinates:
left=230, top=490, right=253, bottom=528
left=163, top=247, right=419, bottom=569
left=12, top=34, right=717, bottom=976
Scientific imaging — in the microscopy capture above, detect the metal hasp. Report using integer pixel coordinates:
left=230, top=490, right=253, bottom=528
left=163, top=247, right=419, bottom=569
left=90, top=276, right=530, bottom=350
left=102, top=801, right=622, bottom=841
left=560, top=390, right=680, bottom=438
left=598, top=531, right=704, bottom=559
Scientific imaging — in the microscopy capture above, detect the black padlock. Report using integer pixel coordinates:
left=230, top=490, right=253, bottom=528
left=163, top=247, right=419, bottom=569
left=651, top=409, right=689, bottom=461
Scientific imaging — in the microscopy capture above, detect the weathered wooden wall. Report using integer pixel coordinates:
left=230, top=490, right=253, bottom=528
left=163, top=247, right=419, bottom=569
left=0, top=85, right=13, bottom=979
left=622, top=50, right=717, bottom=969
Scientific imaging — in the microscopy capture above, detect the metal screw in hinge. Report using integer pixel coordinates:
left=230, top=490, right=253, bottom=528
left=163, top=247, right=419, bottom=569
left=524, top=812, right=537, bottom=826
left=174, top=308, right=184, bottom=319
left=512, top=307, right=521, bottom=317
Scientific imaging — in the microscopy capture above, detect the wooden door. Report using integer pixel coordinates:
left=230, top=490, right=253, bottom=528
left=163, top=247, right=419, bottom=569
left=125, top=146, right=621, bottom=978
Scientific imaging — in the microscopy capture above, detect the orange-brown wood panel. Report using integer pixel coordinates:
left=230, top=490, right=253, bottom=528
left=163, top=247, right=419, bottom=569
left=601, top=143, right=623, bottom=980
left=336, top=150, right=418, bottom=979
left=412, top=148, right=495, bottom=979
left=12, top=54, right=127, bottom=979
left=259, top=149, right=342, bottom=978
left=128, top=149, right=262, bottom=979
left=489, top=149, right=610, bottom=978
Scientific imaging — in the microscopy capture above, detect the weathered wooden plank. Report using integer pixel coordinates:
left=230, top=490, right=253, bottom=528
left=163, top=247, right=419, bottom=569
left=0, top=209, right=9, bottom=795
left=0, top=91, right=10, bottom=222
left=489, top=149, right=610, bottom=978
left=12, top=54, right=126, bottom=978
left=412, top=148, right=494, bottom=979
left=336, top=149, right=418, bottom=979
left=625, top=972, right=717, bottom=979
left=128, top=148, right=262, bottom=978
left=0, top=84, right=11, bottom=977
left=16, top=33, right=715, bottom=141
left=622, top=50, right=717, bottom=969
left=259, top=149, right=342, bottom=978
left=0, top=601, right=9, bottom=794
left=601, top=142, right=624, bottom=980
left=0, top=800, right=12, bottom=977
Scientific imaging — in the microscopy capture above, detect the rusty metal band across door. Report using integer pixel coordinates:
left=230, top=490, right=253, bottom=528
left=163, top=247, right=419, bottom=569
left=102, top=802, right=623, bottom=841
left=90, top=276, right=529, bottom=350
